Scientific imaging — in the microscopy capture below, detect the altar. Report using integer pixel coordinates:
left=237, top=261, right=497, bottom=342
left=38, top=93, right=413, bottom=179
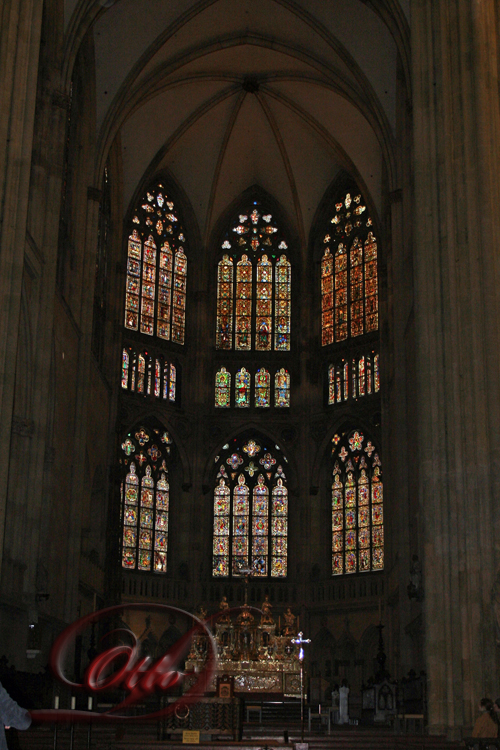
left=185, top=599, right=302, bottom=698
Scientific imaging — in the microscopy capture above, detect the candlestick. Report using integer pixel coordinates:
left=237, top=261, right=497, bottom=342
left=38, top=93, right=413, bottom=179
left=87, top=696, right=93, bottom=711
left=71, top=697, right=76, bottom=710
left=54, top=696, right=59, bottom=710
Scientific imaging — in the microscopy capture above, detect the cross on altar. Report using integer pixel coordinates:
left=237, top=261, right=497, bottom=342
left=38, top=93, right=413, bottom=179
left=291, top=631, right=311, bottom=740
left=292, top=631, right=311, bottom=661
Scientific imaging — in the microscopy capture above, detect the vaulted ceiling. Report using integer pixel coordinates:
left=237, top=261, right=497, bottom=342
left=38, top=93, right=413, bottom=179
left=65, top=0, right=410, bottom=242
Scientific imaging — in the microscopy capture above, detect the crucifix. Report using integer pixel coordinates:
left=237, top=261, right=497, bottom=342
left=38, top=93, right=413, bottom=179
left=292, top=631, right=311, bottom=741
left=237, top=564, right=256, bottom=605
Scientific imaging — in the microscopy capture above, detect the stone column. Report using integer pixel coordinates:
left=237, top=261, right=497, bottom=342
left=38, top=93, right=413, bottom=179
left=0, top=0, right=43, bottom=574
left=412, top=0, right=500, bottom=737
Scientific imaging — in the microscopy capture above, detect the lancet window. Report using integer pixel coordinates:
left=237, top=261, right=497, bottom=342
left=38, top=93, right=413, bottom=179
left=212, top=438, right=288, bottom=578
left=330, top=430, right=383, bottom=575
left=214, top=366, right=290, bottom=408
left=120, top=424, right=173, bottom=573
left=124, top=182, right=187, bottom=343
left=321, top=190, right=378, bottom=345
left=328, top=352, right=380, bottom=405
left=121, top=347, right=177, bottom=402
left=216, top=204, right=291, bottom=351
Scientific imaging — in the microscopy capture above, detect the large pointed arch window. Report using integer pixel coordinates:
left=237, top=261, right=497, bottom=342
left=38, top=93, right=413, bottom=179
left=124, top=182, right=187, bottom=344
left=330, top=430, right=383, bottom=575
left=212, top=438, right=288, bottom=578
left=120, top=424, right=173, bottom=573
left=216, top=204, right=291, bottom=351
left=321, top=190, right=378, bottom=345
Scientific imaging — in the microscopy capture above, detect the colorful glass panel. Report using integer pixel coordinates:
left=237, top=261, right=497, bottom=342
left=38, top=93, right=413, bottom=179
left=121, top=426, right=171, bottom=573
left=235, top=368, right=250, bottom=407
left=216, top=255, right=233, bottom=349
left=172, top=248, right=187, bottom=344
left=275, top=368, right=290, bottom=407
left=232, top=475, right=249, bottom=574
left=322, top=190, right=378, bottom=344
left=275, top=255, right=291, bottom=350
left=255, top=368, right=270, bottom=408
left=121, top=349, right=129, bottom=389
left=215, top=367, right=231, bottom=408
left=169, top=364, right=176, bottom=401
left=217, top=204, right=291, bottom=351
left=321, top=247, right=334, bottom=346
left=331, top=431, right=383, bottom=575
left=235, top=255, right=252, bottom=350
left=212, top=440, right=288, bottom=578
left=256, top=255, right=272, bottom=350
left=123, top=184, right=187, bottom=342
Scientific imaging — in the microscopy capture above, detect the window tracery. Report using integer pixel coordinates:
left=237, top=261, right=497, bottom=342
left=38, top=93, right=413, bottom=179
left=120, top=424, right=173, bottom=573
left=216, top=204, right=291, bottom=351
left=213, top=438, right=288, bottom=578
left=330, top=430, right=383, bottom=575
left=125, top=182, right=187, bottom=343
left=321, top=191, right=378, bottom=345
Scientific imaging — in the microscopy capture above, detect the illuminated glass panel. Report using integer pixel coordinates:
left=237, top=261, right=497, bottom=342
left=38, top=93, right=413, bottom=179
left=275, top=368, right=290, bottom=407
left=123, top=183, right=187, bottom=342
left=322, top=190, right=377, bottom=344
left=275, top=255, right=291, bottom=350
left=232, top=474, right=249, bottom=575
left=140, top=236, right=156, bottom=335
left=335, top=244, right=348, bottom=342
left=122, top=349, right=129, bottom=389
left=172, top=248, right=187, bottom=344
left=154, top=360, right=161, bottom=398
left=331, top=430, right=383, bottom=575
left=252, top=475, right=269, bottom=575
left=321, top=247, right=334, bottom=346
left=271, top=478, right=287, bottom=577
left=216, top=204, right=291, bottom=351
left=235, top=255, right=252, bottom=350
left=235, top=368, right=250, bottom=408
left=213, top=478, right=230, bottom=577
left=364, top=232, right=378, bottom=333
left=121, top=425, right=173, bottom=573
left=169, top=364, right=176, bottom=401
left=216, top=255, right=233, bottom=349
left=255, top=368, right=270, bottom=408
left=256, top=255, right=272, bottom=351
left=212, top=440, right=288, bottom=578
left=215, top=367, right=231, bottom=408
left=350, top=237, right=363, bottom=337
left=158, top=242, right=173, bottom=340
left=328, top=353, right=379, bottom=404
left=125, top=231, right=141, bottom=331
left=137, top=355, right=145, bottom=393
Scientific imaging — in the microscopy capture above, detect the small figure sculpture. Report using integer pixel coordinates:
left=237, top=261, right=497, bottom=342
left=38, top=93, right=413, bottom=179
left=283, top=607, right=296, bottom=636
left=260, top=594, right=274, bottom=625
left=197, top=604, right=208, bottom=621
left=218, top=595, right=230, bottom=623
left=236, top=603, right=254, bottom=626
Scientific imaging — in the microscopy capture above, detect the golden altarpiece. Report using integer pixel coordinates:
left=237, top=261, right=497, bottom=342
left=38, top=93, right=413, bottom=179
left=185, top=597, right=301, bottom=697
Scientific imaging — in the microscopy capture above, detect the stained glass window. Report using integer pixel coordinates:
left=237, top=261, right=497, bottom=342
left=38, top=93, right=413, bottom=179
left=216, top=204, right=291, bottom=351
left=215, top=367, right=231, bottom=407
left=255, top=368, right=270, bottom=407
left=121, top=424, right=173, bottom=573
left=328, top=352, right=379, bottom=404
left=331, top=430, right=383, bottom=575
left=124, top=182, right=187, bottom=343
left=275, top=368, right=290, bottom=407
left=212, top=438, right=288, bottom=577
left=235, top=368, right=250, bottom=407
left=121, top=347, right=178, bottom=403
left=321, top=190, right=378, bottom=344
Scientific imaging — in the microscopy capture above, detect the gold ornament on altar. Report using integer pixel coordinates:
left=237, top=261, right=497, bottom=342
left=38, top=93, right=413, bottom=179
left=260, top=595, right=274, bottom=625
